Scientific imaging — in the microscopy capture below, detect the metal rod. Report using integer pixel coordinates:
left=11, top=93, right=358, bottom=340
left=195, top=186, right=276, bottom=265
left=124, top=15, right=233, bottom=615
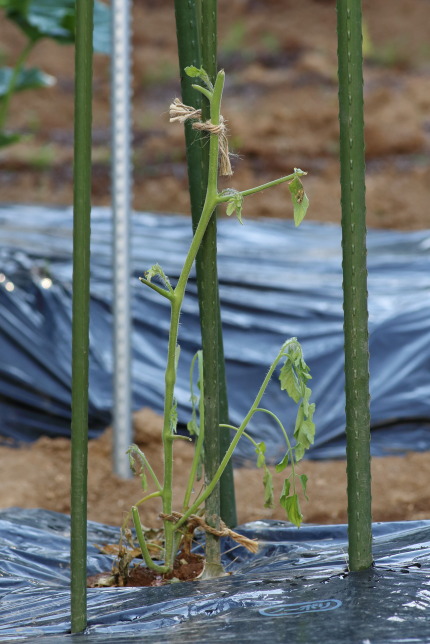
left=111, top=0, right=133, bottom=478
left=337, top=0, right=373, bottom=571
left=70, top=0, right=94, bottom=632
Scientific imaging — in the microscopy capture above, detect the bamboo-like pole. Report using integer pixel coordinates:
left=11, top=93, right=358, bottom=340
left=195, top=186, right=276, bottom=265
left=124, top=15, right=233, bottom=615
left=70, top=0, right=94, bottom=632
left=337, top=0, right=373, bottom=571
left=174, top=0, right=237, bottom=531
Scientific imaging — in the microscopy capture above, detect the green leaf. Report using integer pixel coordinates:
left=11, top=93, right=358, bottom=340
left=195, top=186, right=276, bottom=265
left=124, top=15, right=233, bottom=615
left=283, top=493, right=303, bottom=527
left=285, top=494, right=303, bottom=528
left=299, top=474, right=309, bottom=501
left=294, top=443, right=305, bottom=462
left=255, top=441, right=266, bottom=469
left=280, top=478, right=291, bottom=500
left=144, top=263, right=173, bottom=293
left=0, top=67, right=55, bottom=97
left=3, top=0, right=110, bottom=53
left=185, top=65, right=212, bottom=89
left=226, top=201, right=235, bottom=217
left=279, top=360, right=301, bottom=403
left=288, top=176, right=309, bottom=227
left=225, top=192, right=244, bottom=225
left=126, top=445, right=148, bottom=491
left=263, top=468, right=274, bottom=508
left=275, top=452, right=289, bottom=473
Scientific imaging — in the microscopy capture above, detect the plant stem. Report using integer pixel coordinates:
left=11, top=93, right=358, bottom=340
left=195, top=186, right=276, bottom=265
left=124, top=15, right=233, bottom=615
left=216, top=172, right=302, bottom=204
left=70, top=0, right=93, bottom=633
left=159, top=71, right=226, bottom=569
left=0, top=39, right=36, bottom=131
left=132, top=507, right=169, bottom=573
left=174, top=343, right=289, bottom=530
left=337, top=0, right=372, bottom=571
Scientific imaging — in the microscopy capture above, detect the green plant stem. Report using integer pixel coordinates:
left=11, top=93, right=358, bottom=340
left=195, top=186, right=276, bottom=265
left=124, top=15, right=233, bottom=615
left=159, top=70, right=226, bottom=570
left=0, top=38, right=36, bottom=130
left=216, top=171, right=304, bottom=204
left=337, top=0, right=372, bottom=571
left=132, top=507, right=169, bottom=573
left=70, top=0, right=94, bottom=633
left=174, top=342, right=290, bottom=530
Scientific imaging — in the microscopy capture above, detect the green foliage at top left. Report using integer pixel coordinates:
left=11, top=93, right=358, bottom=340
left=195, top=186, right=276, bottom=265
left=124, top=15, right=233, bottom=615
left=0, top=0, right=110, bottom=52
left=0, top=0, right=110, bottom=147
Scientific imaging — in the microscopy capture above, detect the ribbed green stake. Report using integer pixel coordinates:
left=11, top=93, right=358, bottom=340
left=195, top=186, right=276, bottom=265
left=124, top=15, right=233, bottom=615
left=70, top=0, right=94, bottom=632
left=337, top=0, right=373, bottom=571
left=174, top=0, right=237, bottom=538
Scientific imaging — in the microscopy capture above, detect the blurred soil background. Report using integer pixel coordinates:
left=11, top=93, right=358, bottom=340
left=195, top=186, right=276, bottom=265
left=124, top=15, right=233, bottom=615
left=0, top=0, right=429, bottom=528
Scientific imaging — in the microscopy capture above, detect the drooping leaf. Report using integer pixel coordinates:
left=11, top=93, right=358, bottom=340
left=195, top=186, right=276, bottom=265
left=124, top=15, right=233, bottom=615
left=280, top=478, right=291, bottom=501
left=144, top=263, right=173, bottom=293
left=279, top=360, right=302, bottom=403
left=299, top=474, right=309, bottom=501
left=275, top=452, right=289, bottom=473
left=2, top=0, right=110, bottom=53
left=0, top=66, right=55, bottom=96
left=126, top=445, right=148, bottom=491
left=226, top=200, right=235, bottom=217
left=255, top=441, right=266, bottom=469
left=288, top=175, right=309, bottom=227
left=225, top=191, right=244, bottom=225
left=263, top=468, right=274, bottom=508
left=281, top=493, right=303, bottom=528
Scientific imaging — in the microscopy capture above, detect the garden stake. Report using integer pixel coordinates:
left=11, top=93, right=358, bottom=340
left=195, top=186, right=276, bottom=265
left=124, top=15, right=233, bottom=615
left=337, top=0, right=373, bottom=571
left=71, top=0, right=94, bottom=632
left=197, top=0, right=225, bottom=574
left=174, top=0, right=237, bottom=538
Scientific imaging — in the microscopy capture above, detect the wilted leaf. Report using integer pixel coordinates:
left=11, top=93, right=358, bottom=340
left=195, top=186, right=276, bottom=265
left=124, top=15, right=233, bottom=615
left=275, top=452, right=289, bottom=473
left=263, top=468, right=274, bottom=508
left=255, top=441, right=266, bottom=469
left=288, top=176, right=309, bottom=227
left=279, top=361, right=302, bottom=403
left=144, top=263, right=173, bottom=292
left=299, top=474, right=309, bottom=501
left=281, top=493, right=303, bottom=527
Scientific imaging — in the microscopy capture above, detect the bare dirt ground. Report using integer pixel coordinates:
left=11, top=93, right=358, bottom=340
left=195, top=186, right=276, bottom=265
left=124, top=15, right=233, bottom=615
left=0, top=0, right=429, bottom=528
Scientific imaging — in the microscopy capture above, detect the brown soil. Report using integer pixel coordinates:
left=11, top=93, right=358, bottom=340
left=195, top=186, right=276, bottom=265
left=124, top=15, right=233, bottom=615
left=0, top=1, right=429, bottom=528
left=1, top=408, right=429, bottom=529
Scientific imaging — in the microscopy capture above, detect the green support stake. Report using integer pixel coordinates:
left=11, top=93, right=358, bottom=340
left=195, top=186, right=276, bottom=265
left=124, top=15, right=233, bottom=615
left=174, top=0, right=237, bottom=532
left=337, top=0, right=373, bottom=571
left=70, top=0, right=94, bottom=632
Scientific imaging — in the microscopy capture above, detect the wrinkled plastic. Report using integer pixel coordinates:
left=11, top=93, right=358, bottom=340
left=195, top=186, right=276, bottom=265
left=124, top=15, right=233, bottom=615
left=0, top=205, right=429, bottom=460
left=1, top=509, right=430, bottom=642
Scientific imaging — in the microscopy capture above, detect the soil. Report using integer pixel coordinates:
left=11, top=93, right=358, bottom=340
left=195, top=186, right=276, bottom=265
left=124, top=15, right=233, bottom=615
left=0, top=1, right=429, bottom=529
left=1, top=408, right=430, bottom=529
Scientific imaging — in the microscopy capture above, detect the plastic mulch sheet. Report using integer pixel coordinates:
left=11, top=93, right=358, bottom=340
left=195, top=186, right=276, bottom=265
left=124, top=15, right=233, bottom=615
left=0, top=205, right=429, bottom=460
left=0, top=508, right=430, bottom=642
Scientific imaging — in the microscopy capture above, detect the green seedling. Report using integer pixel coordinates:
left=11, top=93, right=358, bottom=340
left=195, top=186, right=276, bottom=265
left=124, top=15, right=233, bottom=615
left=118, top=67, right=315, bottom=581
